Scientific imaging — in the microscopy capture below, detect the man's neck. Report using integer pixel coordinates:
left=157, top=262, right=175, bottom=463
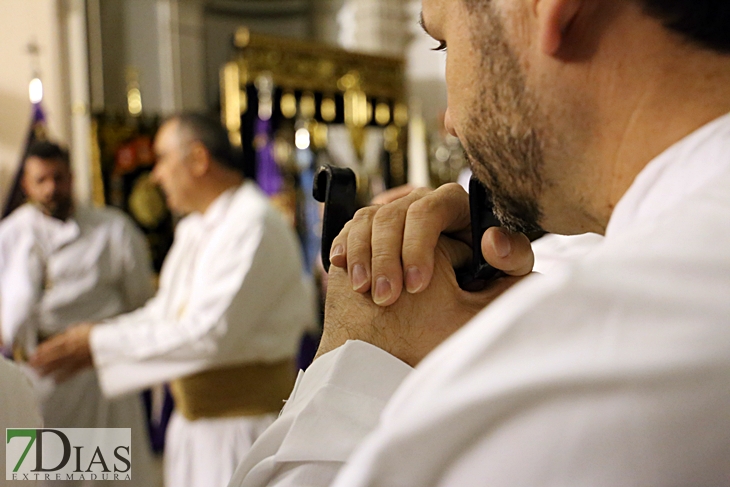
left=196, top=173, right=245, bottom=214
left=612, top=82, right=729, bottom=222
left=32, top=200, right=74, bottom=221
left=575, top=33, right=730, bottom=234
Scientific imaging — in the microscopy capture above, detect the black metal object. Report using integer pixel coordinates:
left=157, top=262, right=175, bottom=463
left=313, top=165, right=358, bottom=272
left=455, top=177, right=502, bottom=291
left=313, top=165, right=502, bottom=290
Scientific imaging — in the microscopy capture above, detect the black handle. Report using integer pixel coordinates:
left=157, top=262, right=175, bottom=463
left=454, top=177, right=503, bottom=291
left=313, top=165, right=358, bottom=272
left=313, top=166, right=503, bottom=290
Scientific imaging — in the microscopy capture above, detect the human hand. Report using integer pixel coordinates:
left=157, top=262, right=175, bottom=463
left=329, top=183, right=534, bottom=306
left=371, top=184, right=417, bottom=205
left=29, top=323, right=94, bottom=383
left=317, top=235, right=525, bottom=366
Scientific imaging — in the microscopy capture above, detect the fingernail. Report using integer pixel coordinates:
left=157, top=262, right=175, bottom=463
left=492, top=229, right=512, bottom=258
left=330, top=245, right=344, bottom=259
left=373, top=277, right=392, bottom=305
left=405, top=266, right=423, bottom=293
left=352, top=264, right=368, bottom=290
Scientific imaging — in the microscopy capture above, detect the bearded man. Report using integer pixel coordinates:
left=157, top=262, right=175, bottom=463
left=227, top=0, right=730, bottom=486
left=30, top=114, right=316, bottom=487
left=0, top=141, right=157, bottom=486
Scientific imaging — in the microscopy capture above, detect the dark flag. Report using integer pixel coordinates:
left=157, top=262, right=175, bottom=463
left=2, top=103, right=47, bottom=219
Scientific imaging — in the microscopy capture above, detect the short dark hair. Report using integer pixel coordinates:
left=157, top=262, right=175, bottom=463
left=637, top=1, right=730, bottom=53
left=25, top=140, right=70, bottom=166
left=169, top=112, right=243, bottom=173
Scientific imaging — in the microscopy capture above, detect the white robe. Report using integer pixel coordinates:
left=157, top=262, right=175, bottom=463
left=0, top=204, right=157, bottom=487
left=228, top=114, right=730, bottom=486
left=89, top=182, right=316, bottom=487
left=1, top=356, right=43, bottom=486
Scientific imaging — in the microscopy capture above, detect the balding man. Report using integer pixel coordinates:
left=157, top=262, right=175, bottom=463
left=31, top=114, right=315, bottom=487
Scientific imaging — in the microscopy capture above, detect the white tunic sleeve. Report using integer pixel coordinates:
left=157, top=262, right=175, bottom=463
left=90, top=206, right=308, bottom=397
left=0, top=227, right=44, bottom=348
left=227, top=340, right=412, bottom=487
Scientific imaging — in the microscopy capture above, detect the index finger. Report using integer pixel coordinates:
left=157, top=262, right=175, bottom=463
left=401, top=183, right=472, bottom=294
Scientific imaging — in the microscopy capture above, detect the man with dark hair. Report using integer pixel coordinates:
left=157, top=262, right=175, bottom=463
left=224, top=0, right=730, bottom=485
left=31, top=115, right=316, bottom=487
left=0, top=140, right=158, bottom=486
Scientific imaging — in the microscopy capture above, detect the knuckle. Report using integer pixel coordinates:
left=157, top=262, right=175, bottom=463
left=407, top=196, right=438, bottom=222
left=441, top=182, right=467, bottom=196
left=372, top=204, right=406, bottom=228
left=401, top=238, right=428, bottom=255
left=333, top=222, right=352, bottom=243
left=347, top=229, right=371, bottom=254
left=352, top=206, right=378, bottom=223
left=411, top=187, right=432, bottom=199
left=370, top=245, right=394, bottom=262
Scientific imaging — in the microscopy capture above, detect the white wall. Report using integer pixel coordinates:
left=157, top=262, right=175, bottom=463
left=0, top=0, right=68, bottom=204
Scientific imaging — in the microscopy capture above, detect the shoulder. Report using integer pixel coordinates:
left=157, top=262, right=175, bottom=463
left=80, top=206, right=143, bottom=235
left=0, top=205, right=38, bottom=244
left=230, top=182, right=292, bottom=230
left=81, top=205, right=133, bottom=225
left=218, top=182, right=277, bottom=236
left=173, top=212, right=199, bottom=236
left=230, top=181, right=270, bottom=217
left=0, top=204, right=38, bottom=230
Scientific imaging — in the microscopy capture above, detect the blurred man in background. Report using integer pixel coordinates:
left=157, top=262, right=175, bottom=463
left=32, top=114, right=316, bottom=487
left=0, top=140, right=157, bottom=486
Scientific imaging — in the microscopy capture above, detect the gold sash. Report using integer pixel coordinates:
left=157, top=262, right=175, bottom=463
left=169, top=359, right=295, bottom=421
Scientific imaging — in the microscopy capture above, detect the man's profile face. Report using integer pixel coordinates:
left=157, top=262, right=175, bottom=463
left=151, top=120, right=197, bottom=215
left=22, top=156, right=73, bottom=220
left=423, top=0, right=551, bottom=232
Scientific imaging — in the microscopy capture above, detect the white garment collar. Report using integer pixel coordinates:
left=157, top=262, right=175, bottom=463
left=200, top=182, right=247, bottom=227
left=28, top=203, right=81, bottom=250
left=606, top=113, right=730, bottom=237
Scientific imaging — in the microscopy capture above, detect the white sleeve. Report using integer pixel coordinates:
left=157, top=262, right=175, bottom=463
left=227, top=340, right=412, bottom=487
left=90, top=213, right=293, bottom=397
left=0, top=232, right=44, bottom=348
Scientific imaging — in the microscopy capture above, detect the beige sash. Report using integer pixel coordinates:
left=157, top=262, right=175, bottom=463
left=169, top=359, right=295, bottom=421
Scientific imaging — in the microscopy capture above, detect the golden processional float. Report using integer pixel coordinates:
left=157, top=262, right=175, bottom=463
left=220, top=29, right=408, bottom=272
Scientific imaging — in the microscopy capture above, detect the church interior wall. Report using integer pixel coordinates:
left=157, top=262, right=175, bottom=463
left=0, top=0, right=69, bottom=204
left=0, top=0, right=454, bottom=208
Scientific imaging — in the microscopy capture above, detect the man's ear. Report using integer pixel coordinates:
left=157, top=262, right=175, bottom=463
left=188, top=142, right=211, bottom=177
left=536, top=0, right=582, bottom=55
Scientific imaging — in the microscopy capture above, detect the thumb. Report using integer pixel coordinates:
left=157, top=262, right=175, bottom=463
left=481, top=227, right=534, bottom=277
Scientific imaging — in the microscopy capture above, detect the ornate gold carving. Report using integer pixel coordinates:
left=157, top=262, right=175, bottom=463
left=223, top=29, right=408, bottom=187
left=280, top=91, right=297, bottom=119
left=232, top=28, right=405, bottom=100
left=221, top=61, right=245, bottom=147
left=300, top=92, right=316, bottom=120
left=321, top=96, right=336, bottom=122
left=394, top=103, right=409, bottom=127
left=375, top=102, right=391, bottom=126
